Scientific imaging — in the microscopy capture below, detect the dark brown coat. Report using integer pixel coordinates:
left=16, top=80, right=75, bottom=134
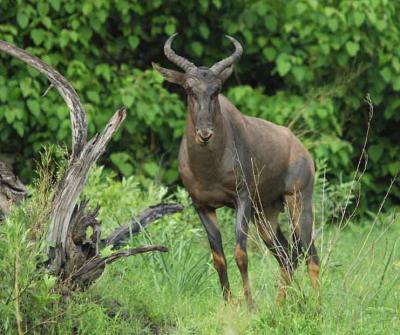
left=154, top=34, right=320, bottom=305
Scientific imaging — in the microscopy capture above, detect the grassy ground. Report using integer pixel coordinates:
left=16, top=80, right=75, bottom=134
left=0, top=167, right=399, bottom=334
left=88, top=212, right=400, bottom=335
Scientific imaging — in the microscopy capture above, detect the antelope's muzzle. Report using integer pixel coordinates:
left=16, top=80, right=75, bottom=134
left=196, top=128, right=214, bottom=145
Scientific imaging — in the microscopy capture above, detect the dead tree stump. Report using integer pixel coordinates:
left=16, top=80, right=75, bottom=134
left=0, top=40, right=183, bottom=288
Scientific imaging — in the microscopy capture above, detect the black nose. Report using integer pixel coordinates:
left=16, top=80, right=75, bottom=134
left=197, top=128, right=214, bottom=143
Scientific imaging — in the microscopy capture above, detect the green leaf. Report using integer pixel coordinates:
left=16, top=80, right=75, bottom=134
left=128, top=36, right=140, bottom=50
left=122, top=94, right=134, bottom=107
left=50, top=0, right=61, bottom=11
left=164, top=168, right=179, bottom=184
left=392, top=58, right=400, bottom=73
left=265, top=15, right=278, bottom=32
left=324, top=7, right=335, bottom=17
left=5, top=110, right=15, bottom=123
left=31, top=29, right=45, bottom=45
left=27, top=99, right=40, bottom=117
left=369, top=144, right=383, bottom=163
left=375, top=20, right=387, bottom=32
left=14, top=121, right=24, bottom=136
left=353, top=11, right=365, bottom=27
left=0, top=87, right=8, bottom=102
left=59, top=30, right=69, bottom=48
left=257, top=37, right=267, bottom=48
left=199, top=24, right=210, bottom=39
left=95, top=64, right=111, bottom=81
left=388, top=162, right=400, bottom=176
left=380, top=67, right=392, bottom=83
left=328, top=18, right=338, bottom=32
left=37, top=2, right=49, bottom=16
left=263, top=47, right=276, bottom=61
left=212, top=0, right=222, bottom=9
left=276, top=53, right=291, bottom=76
left=243, top=29, right=253, bottom=44
left=110, top=152, right=134, bottom=176
left=143, top=161, right=159, bottom=177
left=164, top=23, right=176, bottom=36
left=87, top=91, right=100, bottom=103
left=191, top=42, right=203, bottom=57
left=42, top=17, right=52, bottom=29
left=393, top=76, right=400, bottom=91
left=82, top=2, right=93, bottom=15
left=16, top=12, right=29, bottom=29
left=345, top=41, right=359, bottom=57
left=292, top=66, right=306, bottom=82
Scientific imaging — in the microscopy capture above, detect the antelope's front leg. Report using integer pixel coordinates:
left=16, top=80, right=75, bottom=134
left=235, top=198, right=254, bottom=308
left=195, top=205, right=231, bottom=301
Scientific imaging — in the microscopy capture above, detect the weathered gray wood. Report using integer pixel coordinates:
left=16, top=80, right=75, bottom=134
left=0, top=161, right=27, bottom=216
left=0, top=41, right=87, bottom=159
left=103, top=203, right=184, bottom=248
left=47, top=107, right=126, bottom=273
left=60, top=199, right=177, bottom=287
left=70, top=245, right=168, bottom=287
left=0, top=40, right=180, bottom=290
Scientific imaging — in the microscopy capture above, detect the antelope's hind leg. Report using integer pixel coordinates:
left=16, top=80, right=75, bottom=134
left=255, top=209, right=297, bottom=302
left=286, top=185, right=320, bottom=293
left=195, top=205, right=231, bottom=301
left=235, top=197, right=254, bottom=308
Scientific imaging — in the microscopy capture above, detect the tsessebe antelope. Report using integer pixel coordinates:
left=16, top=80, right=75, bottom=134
left=153, top=34, right=320, bottom=306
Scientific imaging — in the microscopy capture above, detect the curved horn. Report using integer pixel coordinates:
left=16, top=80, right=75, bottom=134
left=210, top=35, right=243, bottom=74
left=164, top=33, right=196, bottom=73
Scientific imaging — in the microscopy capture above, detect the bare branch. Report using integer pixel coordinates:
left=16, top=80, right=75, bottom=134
left=0, top=40, right=87, bottom=159
left=103, top=203, right=184, bottom=248
left=70, top=245, right=168, bottom=287
left=47, top=108, right=126, bottom=273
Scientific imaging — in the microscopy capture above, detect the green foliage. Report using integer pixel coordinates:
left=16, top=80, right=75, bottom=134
left=0, top=0, right=399, bottom=211
left=0, top=153, right=59, bottom=334
left=1, top=165, right=399, bottom=334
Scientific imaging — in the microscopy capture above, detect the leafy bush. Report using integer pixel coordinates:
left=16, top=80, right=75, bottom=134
left=0, top=0, right=399, bottom=212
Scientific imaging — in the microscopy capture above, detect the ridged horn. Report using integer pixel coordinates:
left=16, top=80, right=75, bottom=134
left=210, top=35, right=243, bottom=74
left=164, top=33, right=196, bottom=73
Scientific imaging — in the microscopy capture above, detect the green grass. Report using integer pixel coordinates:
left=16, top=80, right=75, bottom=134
left=0, top=166, right=399, bottom=334
left=87, top=214, right=399, bottom=335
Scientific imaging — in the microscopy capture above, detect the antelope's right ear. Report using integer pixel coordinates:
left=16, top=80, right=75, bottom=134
left=152, top=62, right=186, bottom=85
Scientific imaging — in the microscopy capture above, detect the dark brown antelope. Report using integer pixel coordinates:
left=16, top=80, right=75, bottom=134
left=153, top=34, right=320, bottom=306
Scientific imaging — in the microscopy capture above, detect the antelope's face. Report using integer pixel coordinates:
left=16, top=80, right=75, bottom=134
left=153, top=33, right=242, bottom=146
left=184, top=68, right=225, bottom=145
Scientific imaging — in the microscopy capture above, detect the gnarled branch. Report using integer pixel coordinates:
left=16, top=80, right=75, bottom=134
left=103, top=203, right=184, bottom=248
left=0, top=41, right=87, bottom=159
left=47, top=107, right=126, bottom=273
left=70, top=245, right=168, bottom=288
left=0, top=39, right=183, bottom=290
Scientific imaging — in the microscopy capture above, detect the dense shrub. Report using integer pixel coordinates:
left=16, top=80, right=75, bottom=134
left=0, top=0, right=399, bottom=211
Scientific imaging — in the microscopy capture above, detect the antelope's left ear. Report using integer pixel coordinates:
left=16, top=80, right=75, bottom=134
left=152, top=62, right=186, bottom=85
left=219, top=65, right=234, bottom=83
